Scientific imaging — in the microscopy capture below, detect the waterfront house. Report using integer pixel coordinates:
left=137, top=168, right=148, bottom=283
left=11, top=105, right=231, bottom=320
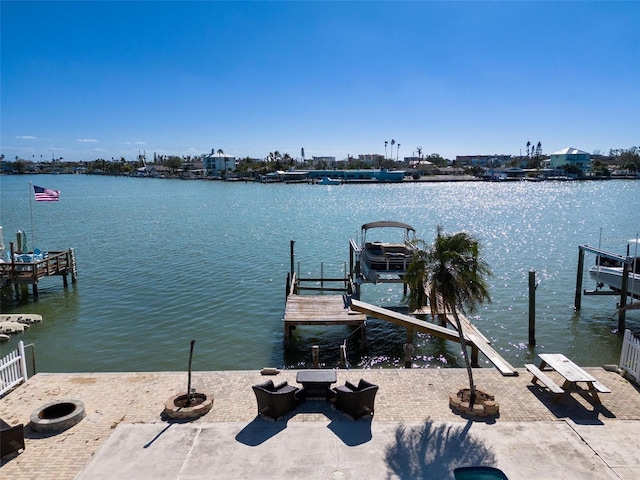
left=203, top=151, right=237, bottom=177
left=548, top=147, right=591, bottom=174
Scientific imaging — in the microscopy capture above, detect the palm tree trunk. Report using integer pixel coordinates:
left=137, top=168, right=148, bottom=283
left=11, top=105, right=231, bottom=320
left=452, top=308, right=476, bottom=406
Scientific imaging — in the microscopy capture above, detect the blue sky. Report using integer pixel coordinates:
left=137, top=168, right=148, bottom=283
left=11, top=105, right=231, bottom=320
left=2, top=1, right=639, bottom=162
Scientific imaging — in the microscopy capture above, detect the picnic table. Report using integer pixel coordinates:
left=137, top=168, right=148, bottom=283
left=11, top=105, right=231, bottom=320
left=525, top=353, right=610, bottom=404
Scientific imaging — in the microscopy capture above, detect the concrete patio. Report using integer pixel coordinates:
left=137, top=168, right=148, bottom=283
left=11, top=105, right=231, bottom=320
left=1, top=368, right=639, bottom=479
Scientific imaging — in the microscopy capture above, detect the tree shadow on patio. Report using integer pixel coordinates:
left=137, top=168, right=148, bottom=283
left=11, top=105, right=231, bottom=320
left=385, top=419, right=496, bottom=479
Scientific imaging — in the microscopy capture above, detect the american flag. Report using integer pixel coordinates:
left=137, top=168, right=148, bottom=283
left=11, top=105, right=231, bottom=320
left=33, top=185, right=60, bottom=202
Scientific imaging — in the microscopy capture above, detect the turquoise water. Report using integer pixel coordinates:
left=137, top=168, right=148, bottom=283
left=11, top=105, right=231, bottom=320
left=1, top=174, right=639, bottom=372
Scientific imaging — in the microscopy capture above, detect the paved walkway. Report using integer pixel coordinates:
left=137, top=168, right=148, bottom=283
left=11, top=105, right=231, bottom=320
left=1, top=368, right=639, bottom=479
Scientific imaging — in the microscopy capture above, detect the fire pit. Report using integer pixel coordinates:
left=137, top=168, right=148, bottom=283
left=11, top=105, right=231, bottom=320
left=29, top=399, right=85, bottom=433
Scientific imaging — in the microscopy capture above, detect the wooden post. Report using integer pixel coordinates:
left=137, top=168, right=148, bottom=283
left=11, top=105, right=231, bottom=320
left=290, top=240, right=295, bottom=279
left=619, top=263, right=629, bottom=332
left=339, top=343, right=347, bottom=368
left=312, top=345, right=319, bottom=368
left=349, top=244, right=354, bottom=280
left=528, top=270, right=536, bottom=346
left=285, top=272, right=290, bottom=299
left=284, top=323, right=291, bottom=349
left=403, top=342, right=414, bottom=368
left=360, top=322, right=367, bottom=348
left=574, top=247, right=584, bottom=311
left=32, top=283, right=39, bottom=300
left=471, top=345, right=479, bottom=368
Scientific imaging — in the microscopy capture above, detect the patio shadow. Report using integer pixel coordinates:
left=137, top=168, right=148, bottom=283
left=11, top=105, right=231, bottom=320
left=235, top=416, right=288, bottom=446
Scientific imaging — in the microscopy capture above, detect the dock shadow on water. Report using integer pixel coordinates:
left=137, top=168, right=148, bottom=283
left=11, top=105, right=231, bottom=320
left=385, top=419, right=496, bottom=479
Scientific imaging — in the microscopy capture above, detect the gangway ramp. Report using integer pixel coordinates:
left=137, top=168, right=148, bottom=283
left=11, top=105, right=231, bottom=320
left=349, top=299, right=517, bottom=376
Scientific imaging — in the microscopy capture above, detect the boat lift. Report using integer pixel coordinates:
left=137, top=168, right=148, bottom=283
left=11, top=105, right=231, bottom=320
left=574, top=244, right=636, bottom=331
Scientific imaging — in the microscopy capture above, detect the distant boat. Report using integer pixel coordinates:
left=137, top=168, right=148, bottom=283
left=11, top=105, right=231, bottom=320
left=358, top=221, right=417, bottom=284
left=318, top=177, right=341, bottom=185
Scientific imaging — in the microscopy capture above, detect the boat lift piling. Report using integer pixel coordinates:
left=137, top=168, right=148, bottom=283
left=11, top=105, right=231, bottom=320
left=575, top=244, right=633, bottom=332
left=528, top=270, right=537, bottom=346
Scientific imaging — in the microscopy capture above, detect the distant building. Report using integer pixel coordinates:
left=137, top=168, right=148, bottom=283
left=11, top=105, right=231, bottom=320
left=548, top=147, right=590, bottom=172
left=358, top=154, right=384, bottom=166
left=202, top=150, right=236, bottom=176
left=455, top=155, right=511, bottom=167
left=311, top=156, right=336, bottom=168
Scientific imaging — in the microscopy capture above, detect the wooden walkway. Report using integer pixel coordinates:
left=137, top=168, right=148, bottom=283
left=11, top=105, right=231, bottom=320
left=282, top=294, right=367, bottom=347
left=350, top=299, right=518, bottom=376
left=282, top=295, right=517, bottom=376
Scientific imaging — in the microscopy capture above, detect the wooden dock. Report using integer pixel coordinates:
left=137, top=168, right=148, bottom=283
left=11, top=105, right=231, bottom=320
left=0, top=249, right=77, bottom=299
left=283, top=294, right=367, bottom=347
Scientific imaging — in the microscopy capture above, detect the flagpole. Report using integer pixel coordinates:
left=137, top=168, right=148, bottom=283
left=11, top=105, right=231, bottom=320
left=29, top=181, right=35, bottom=252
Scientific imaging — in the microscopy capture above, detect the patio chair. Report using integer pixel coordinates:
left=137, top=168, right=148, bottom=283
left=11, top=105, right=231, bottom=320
left=252, top=379, right=300, bottom=421
left=332, top=379, right=378, bottom=420
left=454, top=466, right=509, bottom=480
left=1, top=418, right=25, bottom=458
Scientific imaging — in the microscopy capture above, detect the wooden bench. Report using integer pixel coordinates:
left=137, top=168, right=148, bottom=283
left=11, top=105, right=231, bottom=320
left=592, top=380, right=611, bottom=393
left=525, top=364, right=565, bottom=395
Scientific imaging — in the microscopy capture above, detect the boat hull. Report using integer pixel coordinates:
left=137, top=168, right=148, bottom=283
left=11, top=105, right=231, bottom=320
left=589, top=265, right=640, bottom=298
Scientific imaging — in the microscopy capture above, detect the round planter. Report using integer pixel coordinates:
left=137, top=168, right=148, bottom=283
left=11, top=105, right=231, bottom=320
left=164, top=392, right=213, bottom=420
left=29, top=398, right=85, bottom=433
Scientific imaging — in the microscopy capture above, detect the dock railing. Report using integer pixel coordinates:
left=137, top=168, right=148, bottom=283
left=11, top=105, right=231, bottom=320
left=620, top=329, right=640, bottom=384
left=0, top=341, right=28, bottom=397
left=0, top=250, right=74, bottom=284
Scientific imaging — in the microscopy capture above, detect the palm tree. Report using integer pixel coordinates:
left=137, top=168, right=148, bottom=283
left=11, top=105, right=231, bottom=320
left=396, top=143, right=401, bottom=161
left=404, top=226, right=492, bottom=406
left=384, top=141, right=388, bottom=160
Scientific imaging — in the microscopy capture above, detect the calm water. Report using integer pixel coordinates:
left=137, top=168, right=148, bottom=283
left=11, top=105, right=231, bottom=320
left=1, top=174, right=639, bottom=372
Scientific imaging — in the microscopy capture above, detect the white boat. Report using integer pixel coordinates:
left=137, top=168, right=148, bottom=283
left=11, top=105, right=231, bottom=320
left=358, top=221, right=417, bottom=283
left=318, top=177, right=341, bottom=185
left=589, top=239, right=640, bottom=299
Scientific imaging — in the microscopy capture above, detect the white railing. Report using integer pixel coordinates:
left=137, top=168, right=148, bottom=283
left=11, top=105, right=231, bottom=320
left=0, top=340, right=28, bottom=397
left=619, top=329, right=640, bottom=384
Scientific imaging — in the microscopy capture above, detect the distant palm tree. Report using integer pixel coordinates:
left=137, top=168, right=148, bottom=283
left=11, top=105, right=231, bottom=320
left=417, top=147, right=422, bottom=159
left=385, top=141, right=388, bottom=160
left=397, top=143, right=401, bottom=161
left=404, top=227, right=492, bottom=406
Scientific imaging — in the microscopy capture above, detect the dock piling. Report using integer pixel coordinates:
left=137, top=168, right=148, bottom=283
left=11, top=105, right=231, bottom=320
left=528, top=270, right=536, bottom=346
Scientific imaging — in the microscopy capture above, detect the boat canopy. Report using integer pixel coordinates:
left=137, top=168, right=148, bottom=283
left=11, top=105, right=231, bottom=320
left=361, top=221, right=415, bottom=233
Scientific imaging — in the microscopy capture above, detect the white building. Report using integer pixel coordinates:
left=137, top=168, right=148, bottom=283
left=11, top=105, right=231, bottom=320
left=203, top=151, right=236, bottom=176
left=548, top=147, right=590, bottom=172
